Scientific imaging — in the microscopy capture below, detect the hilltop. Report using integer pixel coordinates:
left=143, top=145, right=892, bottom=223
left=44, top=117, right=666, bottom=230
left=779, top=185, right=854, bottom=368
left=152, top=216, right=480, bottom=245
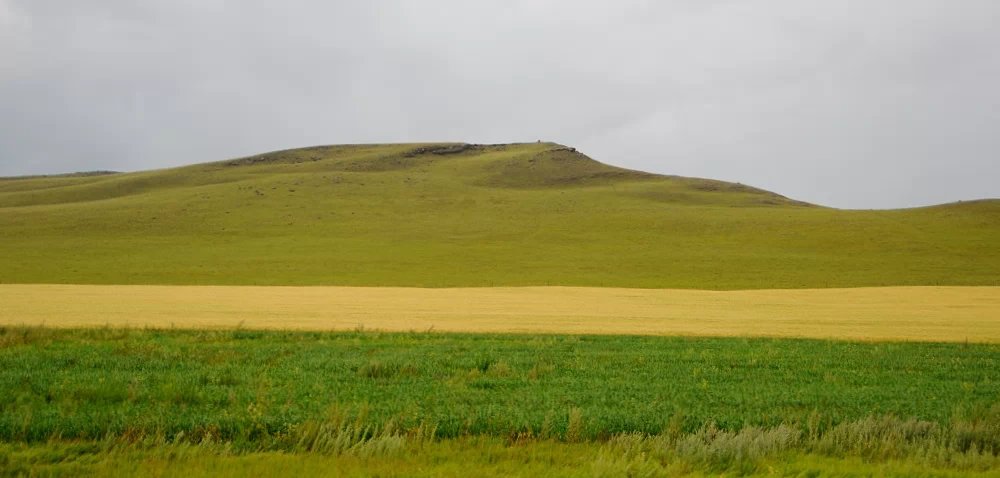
left=0, top=142, right=997, bottom=288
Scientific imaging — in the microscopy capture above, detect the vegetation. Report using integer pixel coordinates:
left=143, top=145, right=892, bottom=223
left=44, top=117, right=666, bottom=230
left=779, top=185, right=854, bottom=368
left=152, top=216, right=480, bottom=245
left=1, top=327, right=998, bottom=475
left=1, top=142, right=998, bottom=289
left=3, top=142, right=997, bottom=475
left=3, top=284, right=1000, bottom=343
left=4, top=430, right=1000, bottom=477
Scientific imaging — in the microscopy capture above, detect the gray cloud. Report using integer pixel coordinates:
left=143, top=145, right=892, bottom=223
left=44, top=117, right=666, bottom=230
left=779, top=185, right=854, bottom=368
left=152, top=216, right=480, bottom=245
left=1, top=0, right=997, bottom=208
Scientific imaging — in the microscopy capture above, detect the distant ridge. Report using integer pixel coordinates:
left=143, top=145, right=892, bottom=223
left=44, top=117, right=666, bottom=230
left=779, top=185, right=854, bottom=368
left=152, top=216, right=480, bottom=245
left=0, top=170, right=119, bottom=180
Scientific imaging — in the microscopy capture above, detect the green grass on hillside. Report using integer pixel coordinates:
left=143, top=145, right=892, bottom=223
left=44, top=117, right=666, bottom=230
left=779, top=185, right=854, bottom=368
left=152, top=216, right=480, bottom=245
left=1, top=142, right=997, bottom=288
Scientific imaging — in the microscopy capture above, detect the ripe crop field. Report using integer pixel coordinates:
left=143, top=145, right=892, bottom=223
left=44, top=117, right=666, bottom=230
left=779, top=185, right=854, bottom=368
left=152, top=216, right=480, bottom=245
left=1, top=284, right=998, bottom=343
left=2, top=327, right=999, bottom=476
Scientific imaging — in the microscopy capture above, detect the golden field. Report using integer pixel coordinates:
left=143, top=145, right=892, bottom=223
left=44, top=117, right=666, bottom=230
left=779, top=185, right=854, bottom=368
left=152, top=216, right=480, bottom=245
left=1, top=284, right=997, bottom=343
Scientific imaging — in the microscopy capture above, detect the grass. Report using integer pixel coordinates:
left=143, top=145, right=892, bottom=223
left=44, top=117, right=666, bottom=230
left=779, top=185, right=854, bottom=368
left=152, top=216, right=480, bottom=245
left=1, top=142, right=997, bottom=289
left=1, top=327, right=998, bottom=476
left=2, top=284, right=999, bottom=342
left=2, top=327, right=997, bottom=442
left=4, top=434, right=1000, bottom=477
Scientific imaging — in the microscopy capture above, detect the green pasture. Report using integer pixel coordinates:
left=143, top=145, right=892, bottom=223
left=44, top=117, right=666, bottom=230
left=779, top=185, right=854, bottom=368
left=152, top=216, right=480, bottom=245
left=1, top=327, right=998, bottom=476
left=2, top=328, right=997, bottom=442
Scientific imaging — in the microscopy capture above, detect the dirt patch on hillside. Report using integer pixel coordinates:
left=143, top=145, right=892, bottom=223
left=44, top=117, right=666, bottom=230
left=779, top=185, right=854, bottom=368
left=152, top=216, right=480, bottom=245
left=478, top=148, right=658, bottom=189
left=224, top=145, right=370, bottom=167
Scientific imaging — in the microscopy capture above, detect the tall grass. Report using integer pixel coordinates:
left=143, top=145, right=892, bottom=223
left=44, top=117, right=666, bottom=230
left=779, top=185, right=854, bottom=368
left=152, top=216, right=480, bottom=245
left=596, top=415, right=1000, bottom=473
left=3, top=416, right=996, bottom=476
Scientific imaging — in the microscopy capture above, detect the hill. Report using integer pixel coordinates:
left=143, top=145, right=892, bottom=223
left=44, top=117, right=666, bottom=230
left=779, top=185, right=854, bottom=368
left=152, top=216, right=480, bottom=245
left=0, top=142, right=997, bottom=288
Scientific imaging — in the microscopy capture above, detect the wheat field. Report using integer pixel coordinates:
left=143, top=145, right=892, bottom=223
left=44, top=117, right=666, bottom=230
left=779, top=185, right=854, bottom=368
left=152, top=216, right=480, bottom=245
left=2, top=284, right=997, bottom=342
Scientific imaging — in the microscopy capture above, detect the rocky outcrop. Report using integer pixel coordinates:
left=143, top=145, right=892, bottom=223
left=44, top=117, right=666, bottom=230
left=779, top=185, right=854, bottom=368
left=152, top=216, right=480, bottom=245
left=402, top=144, right=475, bottom=157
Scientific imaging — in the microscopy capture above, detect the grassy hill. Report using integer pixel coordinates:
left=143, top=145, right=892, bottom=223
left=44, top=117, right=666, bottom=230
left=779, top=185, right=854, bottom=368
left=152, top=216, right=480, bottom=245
left=1, top=142, right=997, bottom=288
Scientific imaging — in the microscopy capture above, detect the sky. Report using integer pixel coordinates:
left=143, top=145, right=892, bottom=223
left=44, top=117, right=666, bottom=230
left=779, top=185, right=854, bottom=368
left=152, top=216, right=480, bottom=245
left=1, top=1, right=998, bottom=209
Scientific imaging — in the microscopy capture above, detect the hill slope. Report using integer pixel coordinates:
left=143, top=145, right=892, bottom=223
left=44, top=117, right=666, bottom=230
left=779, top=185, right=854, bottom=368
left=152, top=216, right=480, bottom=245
left=1, top=142, right=997, bottom=289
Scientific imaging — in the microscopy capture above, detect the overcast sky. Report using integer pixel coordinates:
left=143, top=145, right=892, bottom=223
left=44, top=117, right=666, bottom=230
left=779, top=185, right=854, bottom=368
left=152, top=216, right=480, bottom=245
left=1, top=1, right=997, bottom=208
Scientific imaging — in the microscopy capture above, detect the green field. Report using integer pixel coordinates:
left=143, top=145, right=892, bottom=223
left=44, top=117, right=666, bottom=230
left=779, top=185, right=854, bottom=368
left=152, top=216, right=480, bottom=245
left=2, top=142, right=998, bottom=289
left=2, top=327, right=998, bottom=476
left=6, top=328, right=998, bottom=441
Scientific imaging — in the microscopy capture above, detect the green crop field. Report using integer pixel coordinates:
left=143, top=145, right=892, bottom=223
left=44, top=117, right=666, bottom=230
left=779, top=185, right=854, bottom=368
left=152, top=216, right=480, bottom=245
left=1, top=142, right=997, bottom=289
left=3, top=143, right=999, bottom=476
left=2, top=327, right=999, bottom=476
